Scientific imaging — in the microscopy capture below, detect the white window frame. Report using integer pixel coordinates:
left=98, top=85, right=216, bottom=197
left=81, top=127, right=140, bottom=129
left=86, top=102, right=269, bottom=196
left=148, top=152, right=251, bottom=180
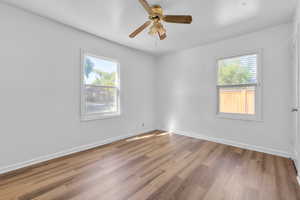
left=216, top=50, right=263, bottom=121
left=80, top=50, right=121, bottom=121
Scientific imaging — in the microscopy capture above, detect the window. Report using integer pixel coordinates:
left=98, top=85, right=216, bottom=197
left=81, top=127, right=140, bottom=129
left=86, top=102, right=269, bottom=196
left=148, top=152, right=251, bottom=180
left=81, top=51, right=120, bottom=120
left=217, top=52, right=262, bottom=120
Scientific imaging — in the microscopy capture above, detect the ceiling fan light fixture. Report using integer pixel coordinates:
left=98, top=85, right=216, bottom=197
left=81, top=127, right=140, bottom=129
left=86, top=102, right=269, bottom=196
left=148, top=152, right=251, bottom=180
left=148, top=24, right=157, bottom=35
left=158, top=25, right=166, bottom=35
left=148, top=22, right=165, bottom=35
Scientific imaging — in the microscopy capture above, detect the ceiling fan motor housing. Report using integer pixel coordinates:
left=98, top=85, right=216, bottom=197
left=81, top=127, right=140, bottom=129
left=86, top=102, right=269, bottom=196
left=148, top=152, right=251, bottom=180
left=151, top=5, right=163, bottom=20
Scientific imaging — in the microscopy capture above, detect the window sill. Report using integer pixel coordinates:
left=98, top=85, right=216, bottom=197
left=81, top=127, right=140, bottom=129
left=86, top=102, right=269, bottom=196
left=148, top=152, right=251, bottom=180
left=81, top=113, right=121, bottom=122
left=216, top=113, right=263, bottom=122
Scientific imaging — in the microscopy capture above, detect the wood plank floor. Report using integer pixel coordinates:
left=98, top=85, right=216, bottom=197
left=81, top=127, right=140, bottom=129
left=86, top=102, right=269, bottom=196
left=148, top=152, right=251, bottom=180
left=1, top=130, right=300, bottom=200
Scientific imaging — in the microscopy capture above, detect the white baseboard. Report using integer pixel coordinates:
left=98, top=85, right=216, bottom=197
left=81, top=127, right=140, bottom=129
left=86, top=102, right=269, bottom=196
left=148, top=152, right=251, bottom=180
left=293, top=158, right=300, bottom=185
left=293, top=157, right=299, bottom=173
left=171, top=129, right=293, bottom=158
left=0, top=128, right=154, bottom=175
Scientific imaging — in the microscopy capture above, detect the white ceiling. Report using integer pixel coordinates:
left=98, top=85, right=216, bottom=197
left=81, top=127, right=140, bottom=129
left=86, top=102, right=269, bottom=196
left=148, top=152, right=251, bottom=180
left=1, top=0, right=297, bottom=54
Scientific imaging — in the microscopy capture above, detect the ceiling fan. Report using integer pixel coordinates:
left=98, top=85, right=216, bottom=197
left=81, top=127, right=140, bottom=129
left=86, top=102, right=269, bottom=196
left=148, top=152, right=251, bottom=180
left=129, top=0, right=192, bottom=40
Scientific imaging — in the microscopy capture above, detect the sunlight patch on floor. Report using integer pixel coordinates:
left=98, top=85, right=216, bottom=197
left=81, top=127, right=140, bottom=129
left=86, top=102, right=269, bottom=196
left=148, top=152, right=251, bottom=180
left=126, top=132, right=171, bottom=142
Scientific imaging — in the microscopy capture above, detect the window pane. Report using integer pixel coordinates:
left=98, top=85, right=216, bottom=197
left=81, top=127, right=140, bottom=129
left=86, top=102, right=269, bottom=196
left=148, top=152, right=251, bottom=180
left=85, top=85, right=118, bottom=114
left=82, top=54, right=120, bottom=117
left=218, top=54, right=257, bottom=85
left=84, top=56, right=118, bottom=87
left=219, top=86, right=255, bottom=115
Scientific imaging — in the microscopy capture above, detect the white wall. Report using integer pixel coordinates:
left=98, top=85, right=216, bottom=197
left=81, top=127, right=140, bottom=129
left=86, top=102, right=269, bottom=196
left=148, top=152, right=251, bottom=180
left=294, top=0, right=300, bottom=34
left=156, top=24, right=294, bottom=156
left=0, top=4, right=156, bottom=172
left=293, top=0, right=300, bottom=172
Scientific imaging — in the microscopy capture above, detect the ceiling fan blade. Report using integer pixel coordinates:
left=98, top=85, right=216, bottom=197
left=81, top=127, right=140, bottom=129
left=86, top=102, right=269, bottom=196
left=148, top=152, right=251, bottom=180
left=158, top=32, right=167, bottom=40
left=129, top=21, right=152, bottom=38
left=163, top=15, right=192, bottom=24
left=138, top=0, right=153, bottom=15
